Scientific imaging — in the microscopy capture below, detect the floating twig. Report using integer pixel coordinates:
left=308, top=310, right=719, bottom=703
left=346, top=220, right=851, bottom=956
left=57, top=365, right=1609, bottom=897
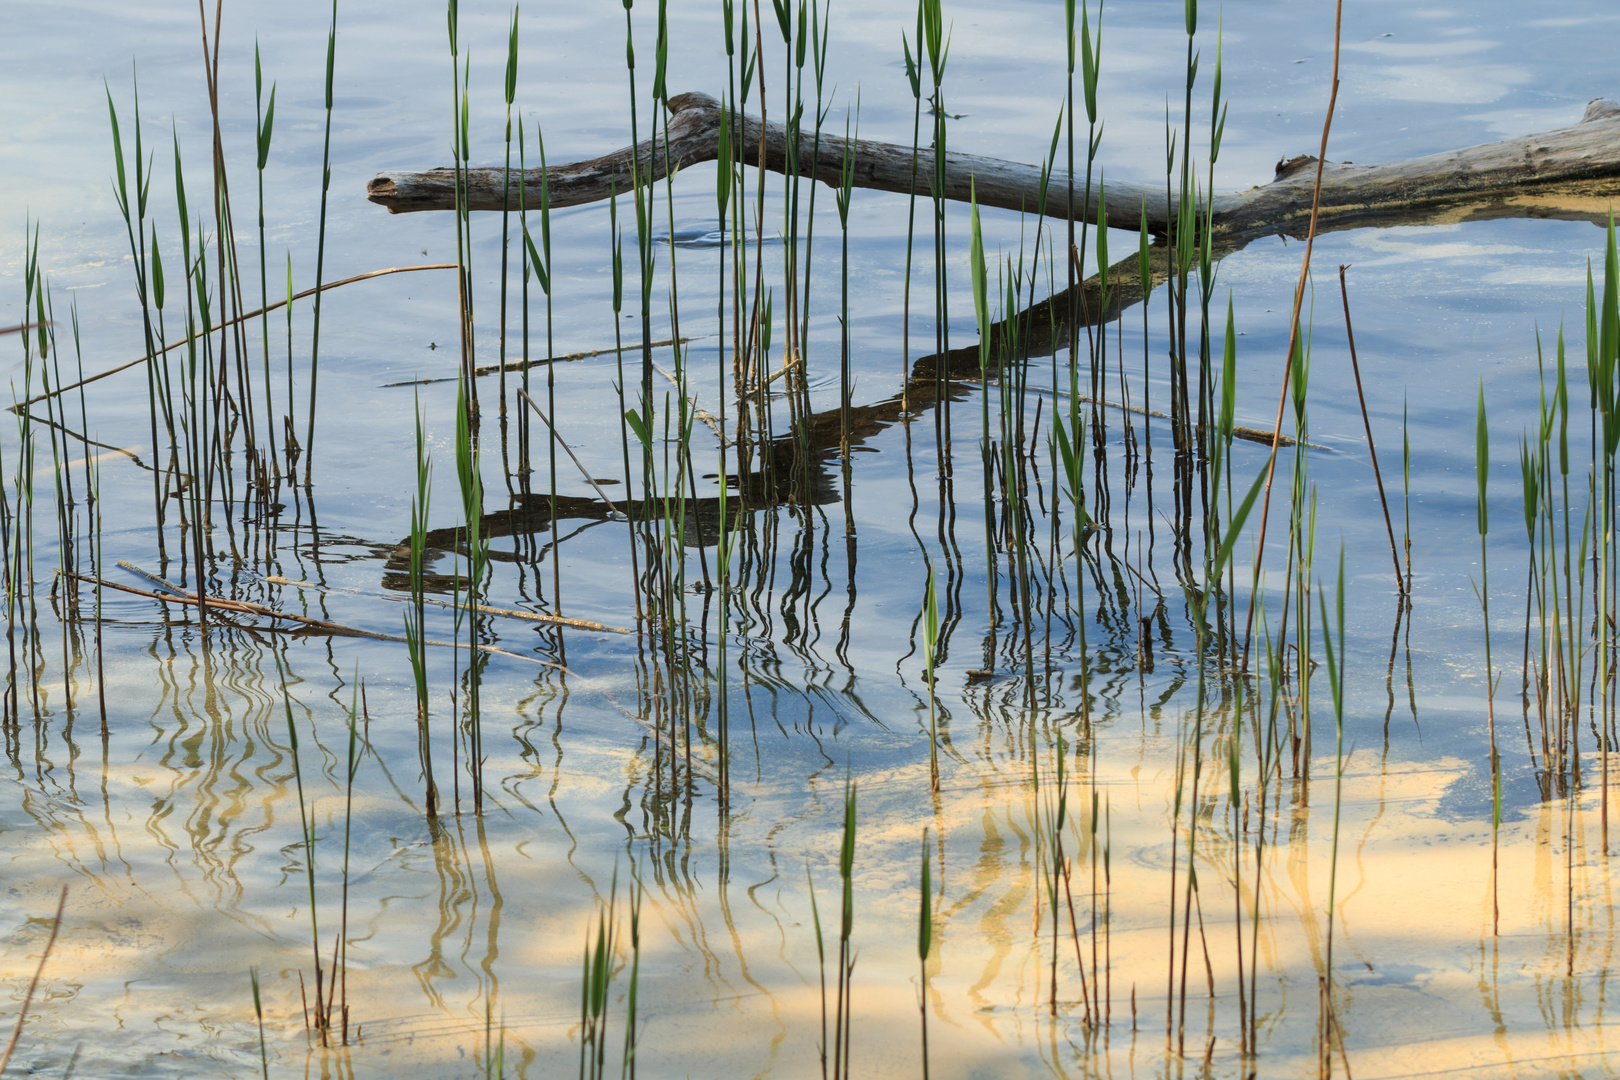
left=69, top=565, right=564, bottom=668
left=651, top=361, right=729, bottom=445
left=995, top=380, right=1305, bottom=449
left=381, top=336, right=691, bottom=387
left=0, top=322, right=50, bottom=338
left=11, top=263, right=456, bottom=413
left=264, top=574, right=632, bottom=634
left=516, top=389, right=631, bottom=521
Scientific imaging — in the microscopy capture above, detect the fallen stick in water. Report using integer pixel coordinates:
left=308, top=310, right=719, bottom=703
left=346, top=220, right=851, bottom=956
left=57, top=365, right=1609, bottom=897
left=263, top=572, right=632, bottom=634
left=66, top=563, right=567, bottom=668
left=368, top=93, right=1620, bottom=241
left=0, top=322, right=50, bottom=338
left=13, top=263, right=455, bottom=414
left=993, top=381, right=1305, bottom=449
left=381, top=336, right=690, bottom=388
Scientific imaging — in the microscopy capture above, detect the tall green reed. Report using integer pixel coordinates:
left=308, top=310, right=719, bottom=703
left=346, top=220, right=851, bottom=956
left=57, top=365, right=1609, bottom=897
left=921, top=0, right=951, bottom=456
left=901, top=0, right=925, bottom=411
left=1589, top=215, right=1620, bottom=849
left=455, top=379, right=488, bottom=814
left=622, top=875, right=643, bottom=1080
left=303, top=0, right=339, bottom=485
left=607, top=189, right=645, bottom=621
left=832, top=779, right=857, bottom=1080
left=918, top=828, right=933, bottom=1079
left=405, top=396, right=438, bottom=818
left=497, top=6, right=520, bottom=435
left=253, top=44, right=279, bottom=476
left=276, top=650, right=327, bottom=1045
left=106, top=77, right=168, bottom=561
left=836, top=101, right=859, bottom=457
left=578, top=881, right=617, bottom=1080
left=923, top=559, right=941, bottom=791
left=622, top=0, right=655, bottom=437
left=1316, top=548, right=1347, bottom=1078
left=447, top=0, right=481, bottom=427
left=250, top=967, right=269, bottom=1079
left=196, top=1, right=259, bottom=504
left=808, top=863, right=828, bottom=1080
left=519, top=113, right=562, bottom=623
left=1474, top=384, right=1500, bottom=934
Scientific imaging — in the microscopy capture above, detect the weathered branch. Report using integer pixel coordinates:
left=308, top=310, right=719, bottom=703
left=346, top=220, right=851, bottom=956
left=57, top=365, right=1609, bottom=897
left=368, top=92, right=1620, bottom=239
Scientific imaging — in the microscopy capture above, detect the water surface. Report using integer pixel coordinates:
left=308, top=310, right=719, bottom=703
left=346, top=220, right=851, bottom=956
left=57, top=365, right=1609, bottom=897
left=1, top=0, right=1619, bottom=1076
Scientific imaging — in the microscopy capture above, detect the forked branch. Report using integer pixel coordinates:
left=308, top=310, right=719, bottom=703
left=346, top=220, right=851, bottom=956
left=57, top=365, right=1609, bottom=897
left=368, top=93, right=1620, bottom=240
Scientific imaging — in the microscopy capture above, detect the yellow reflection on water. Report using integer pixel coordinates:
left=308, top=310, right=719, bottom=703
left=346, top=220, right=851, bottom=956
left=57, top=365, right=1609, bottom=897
left=2, top=645, right=1619, bottom=1079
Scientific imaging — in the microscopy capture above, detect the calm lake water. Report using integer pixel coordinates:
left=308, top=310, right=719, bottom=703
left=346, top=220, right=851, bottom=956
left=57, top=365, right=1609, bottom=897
left=3, top=0, right=1620, bottom=1076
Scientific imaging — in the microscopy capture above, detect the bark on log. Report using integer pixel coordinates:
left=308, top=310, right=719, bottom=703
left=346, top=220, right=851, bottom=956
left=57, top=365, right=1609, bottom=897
left=368, top=92, right=1620, bottom=239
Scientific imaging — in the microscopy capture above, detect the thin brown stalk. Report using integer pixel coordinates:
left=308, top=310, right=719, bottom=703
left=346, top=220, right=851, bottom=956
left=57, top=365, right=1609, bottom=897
left=64, top=568, right=563, bottom=667
left=517, top=388, right=638, bottom=516
left=1337, top=264, right=1403, bottom=594
left=0, top=886, right=68, bottom=1076
left=1001, top=381, right=1302, bottom=448
left=1241, top=0, right=1345, bottom=667
left=262, top=575, right=632, bottom=634
left=12, top=264, right=456, bottom=413
left=197, top=0, right=258, bottom=473
left=1059, top=853, right=1094, bottom=1024
left=382, top=336, right=691, bottom=387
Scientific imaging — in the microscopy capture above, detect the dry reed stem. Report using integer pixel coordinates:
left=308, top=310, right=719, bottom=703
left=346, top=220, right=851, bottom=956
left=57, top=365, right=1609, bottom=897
left=263, top=575, right=632, bottom=634
left=381, top=336, right=690, bottom=387
left=651, top=362, right=728, bottom=444
left=11, top=264, right=456, bottom=413
left=997, top=381, right=1304, bottom=448
left=64, top=567, right=565, bottom=668
left=0, top=886, right=68, bottom=1076
left=515, top=389, right=633, bottom=522
left=1337, top=263, right=1404, bottom=594
left=1241, top=0, right=1345, bottom=666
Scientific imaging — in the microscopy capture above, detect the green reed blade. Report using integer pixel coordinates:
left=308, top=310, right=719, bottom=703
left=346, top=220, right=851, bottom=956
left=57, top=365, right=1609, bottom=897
left=918, top=830, right=932, bottom=961
left=522, top=225, right=551, bottom=296
left=256, top=72, right=276, bottom=172
left=150, top=226, right=165, bottom=312
left=1476, top=382, right=1489, bottom=537
left=1214, top=463, right=1268, bottom=579
left=1080, top=0, right=1100, bottom=126
left=506, top=7, right=520, bottom=106
left=1220, top=294, right=1236, bottom=439
left=250, top=967, right=269, bottom=1079
left=1521, top=437, right=1539, bottom=541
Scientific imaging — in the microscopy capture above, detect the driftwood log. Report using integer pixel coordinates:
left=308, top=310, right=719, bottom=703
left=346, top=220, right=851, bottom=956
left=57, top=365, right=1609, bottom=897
left=368, top=92, right=1620, bottom=240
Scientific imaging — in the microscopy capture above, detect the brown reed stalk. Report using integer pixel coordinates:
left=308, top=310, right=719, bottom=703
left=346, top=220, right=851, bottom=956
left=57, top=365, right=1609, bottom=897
left=1338, top=263, right=1403, bottom=593
left=14, top=265, right=456, bottom=414
left=0, top=887, right=68, bottom=1074
left=1240, top=0, right=1344, bottom=668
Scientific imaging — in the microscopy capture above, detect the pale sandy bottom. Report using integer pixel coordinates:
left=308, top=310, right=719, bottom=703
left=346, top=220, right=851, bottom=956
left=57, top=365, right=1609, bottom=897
left=2, top=663, right=1616, bottom=1080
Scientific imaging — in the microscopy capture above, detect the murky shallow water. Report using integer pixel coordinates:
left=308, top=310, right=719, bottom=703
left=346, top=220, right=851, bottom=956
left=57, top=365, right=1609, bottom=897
left=4, top=0, right=1620, bottom=1076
